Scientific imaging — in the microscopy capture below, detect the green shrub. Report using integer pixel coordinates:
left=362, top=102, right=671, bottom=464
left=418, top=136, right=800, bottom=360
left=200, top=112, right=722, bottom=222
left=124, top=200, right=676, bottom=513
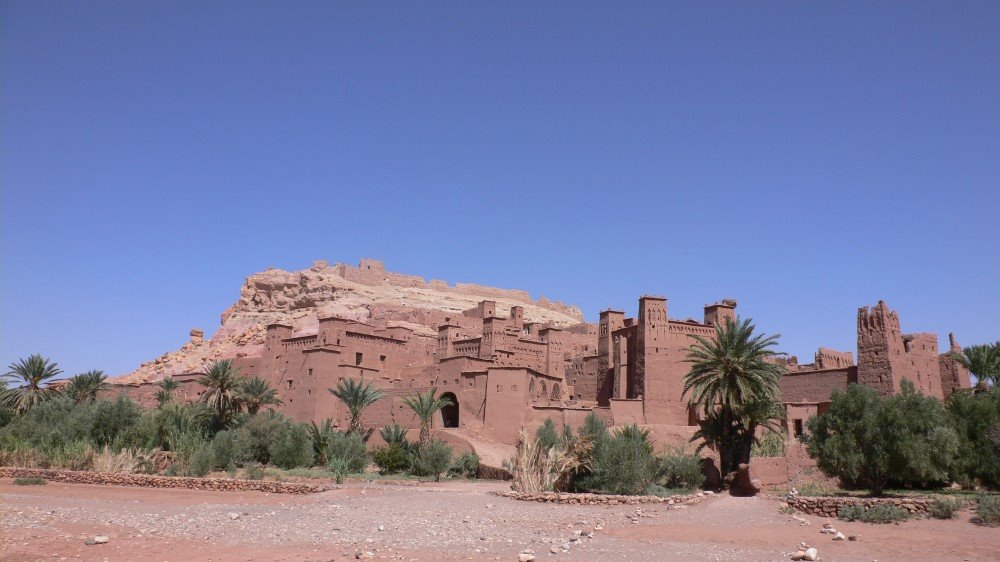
left=243, top=462, right=265, bottom=480
left=0, top=407, right=14, bottom=428
left=751, top=431, right=787, bottom=457
left=948, top=390, right=1000, bottom=488
left=13, top=477, right=46, bottom=485
left=379, top=423, right=409, bottom=446
left=268, top=423, right=313, bottom=469
left=210, top=430, right=239, bottom=470
left=536, top=419, right=560, bottom=451
left=581, top=425, right=658, bottom=495
left=658, top=449, right=705, bottom=491
left=838, top=503, right=909, bottom=524
left=372, top=444, right=411, bottom=474
left=327, top=431, right=368, bottom=473
left=643, top=483, right=669, bottom=497
left=928, top=497, right=964, bottom=519
left=415, top=440, right=452, bottom=481
left=90, top=396, right=142, bottom=448
left=232, top=412, right=288, bottom=465
left=185, top=443, right=214, bottom=477
left=807, top=381, right=958, bottom=496
left=974, top=494, right=1000, bottom=527
left=448, top=451, right=480, bottom=478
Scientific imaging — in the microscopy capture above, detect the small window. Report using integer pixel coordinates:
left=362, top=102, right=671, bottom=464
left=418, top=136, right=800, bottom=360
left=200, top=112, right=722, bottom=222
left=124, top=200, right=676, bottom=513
left=308, top=368, right=313, bottom=376
left=355, top=352, right=363, bottom=365
left=286, top=379, right=293, bottom=389
left=793, top=419, right=804, bottom=437
left=380, top=355, right=386, bottom=364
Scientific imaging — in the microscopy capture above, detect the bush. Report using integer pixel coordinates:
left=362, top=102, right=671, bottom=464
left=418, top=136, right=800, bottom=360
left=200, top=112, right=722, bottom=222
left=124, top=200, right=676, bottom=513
left=210, top=430, right=239, bottom=471
left=536, top=419, right=560, bottom=451
left=327, top=431, right=368, bottom=473
left=928, top=497, right=964, bottom=519
left=974, top=494, right=1000, bottom=527
left=90, top=396, right=142, bottom=448
left=838, top=503, right=909, bottom=524
left=186, top=443, right=214, bottom=477
left=232, top=412, right=288, bottom=465
left=0, top=407, right=13, bottom=428
left=243, top=462, right=265, bottom=480
left=658, top=449, right=706, bottom=491
left=581, top=425, right=658, bottom=495
left=13, top=477, right=46, bottom=485
left=268, top=423, right=313, bottom=469
left=948, top=390, right=1000, bottom=488
left=372, top=444, right=411, bottom=474
left=643, top=483, right=669, bottom=497
left=448, top=451, right=480, bottom=478
left=807, top=381, right=958, bottom=496
left=379, top=423, right=409, bottom=446
left=751, top=431, right=786, bottom=457
left=415, top=440, right=452, bottom=481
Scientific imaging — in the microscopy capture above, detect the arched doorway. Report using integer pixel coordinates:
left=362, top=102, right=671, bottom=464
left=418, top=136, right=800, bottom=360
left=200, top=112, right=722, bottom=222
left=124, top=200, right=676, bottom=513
left=440, top=392, right=459, bottom=428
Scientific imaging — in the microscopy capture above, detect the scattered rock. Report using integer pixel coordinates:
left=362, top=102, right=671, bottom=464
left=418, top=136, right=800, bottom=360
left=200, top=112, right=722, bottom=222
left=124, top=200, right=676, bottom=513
left=848, top=534, right=860, bottom=541
left=833, top=532, right=846, bottom=541
left=791, top=551, right=805, bottom=561
left=518, top=553, right=535, bottom=562
left=227, top=512, right=241, bottom=520
left=803, top=547, right=819, bottom=561
left=549, top=545, right=561, bottom=554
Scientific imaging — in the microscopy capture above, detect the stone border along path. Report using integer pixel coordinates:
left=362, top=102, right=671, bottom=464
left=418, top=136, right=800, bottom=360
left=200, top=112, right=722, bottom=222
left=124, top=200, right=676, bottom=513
left=0, top=467, right=327, bottom=494
left=782, top=495, right=936, bottom=517
left=496, top=489, right=715, bottom=506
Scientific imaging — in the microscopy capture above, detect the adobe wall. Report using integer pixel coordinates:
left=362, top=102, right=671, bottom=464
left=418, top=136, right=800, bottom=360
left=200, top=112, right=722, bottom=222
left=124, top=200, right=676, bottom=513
left=857, top=301, right=943, bottom=398
left=779, top=368, right=855, bottom=403
left=939, top=333, right=971, bottom=398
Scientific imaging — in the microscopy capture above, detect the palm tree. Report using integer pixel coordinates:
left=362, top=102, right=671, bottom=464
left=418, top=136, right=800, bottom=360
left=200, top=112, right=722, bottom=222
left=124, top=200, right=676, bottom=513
left=951, top=342, right=1000, bottom=387
left=307, top=418, right=335, bottom=465
left=2, top=354, right=63, bottom=413
left=402, top=388, right=454, bottom=447
left=154, top=376, right=181, bottom=407
left=236, top=376, right=283, bottom=415
left=65, top=370, right=108, bottom=404
left=328, top=377, right=383, bottom=435
left=198, top=360, right=243, bottom=428
left=683, top=316, right=785, bottom=479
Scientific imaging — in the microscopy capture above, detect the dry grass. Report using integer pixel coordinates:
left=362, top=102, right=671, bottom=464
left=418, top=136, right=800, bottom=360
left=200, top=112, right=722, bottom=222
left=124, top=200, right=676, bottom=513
left=509, top=428, right=591, bottom=493
left=92, top=446, right=158, bottom=474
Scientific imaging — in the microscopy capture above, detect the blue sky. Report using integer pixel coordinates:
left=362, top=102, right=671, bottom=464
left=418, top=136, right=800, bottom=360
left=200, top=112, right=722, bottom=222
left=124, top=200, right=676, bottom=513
left=2, top=2, right=998, bottom=379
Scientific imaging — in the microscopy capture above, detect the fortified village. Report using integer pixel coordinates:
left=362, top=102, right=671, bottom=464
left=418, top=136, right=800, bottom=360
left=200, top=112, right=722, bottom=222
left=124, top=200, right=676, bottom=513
left=113, top=259, right=970, bottom=464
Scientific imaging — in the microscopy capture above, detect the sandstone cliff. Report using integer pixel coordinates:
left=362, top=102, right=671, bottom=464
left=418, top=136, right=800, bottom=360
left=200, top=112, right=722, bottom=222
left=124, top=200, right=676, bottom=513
left=116, top=259, right=585, bottom=383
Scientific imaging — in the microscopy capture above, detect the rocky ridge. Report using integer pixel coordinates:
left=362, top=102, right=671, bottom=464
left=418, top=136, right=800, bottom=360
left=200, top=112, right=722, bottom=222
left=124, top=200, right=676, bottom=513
left=116, top=259, right=585, bottom=384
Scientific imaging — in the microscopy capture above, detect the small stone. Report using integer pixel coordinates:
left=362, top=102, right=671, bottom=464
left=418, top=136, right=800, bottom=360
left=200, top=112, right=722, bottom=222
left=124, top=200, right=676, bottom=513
left=518, top=554, right=535, bottom=562
left=848, top=534, right=860, bottom=541
left=93, top=536, right=109, bottom=545
left=378, top=525, right=385, bottom=531
left=227, top=512, right=240, bottom=520
left=833, top=532, right=846, bottom=541
left=803, top=548, right=819, bottom=561
left=549, top=545, right=561, bottom=554
left=822, top=523, right=833, bottom=529
left=791, top=552, right=805, bottom=561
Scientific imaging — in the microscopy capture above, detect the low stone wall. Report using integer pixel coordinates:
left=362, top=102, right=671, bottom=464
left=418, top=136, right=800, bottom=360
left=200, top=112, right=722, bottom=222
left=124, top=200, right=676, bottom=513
left=0, top=467, right=327, bottom=494
left=786, top=495, right=935, bottom=517
left=495, top=490, right=713, bottom=506
left=477, top=464, right=512, bottom=481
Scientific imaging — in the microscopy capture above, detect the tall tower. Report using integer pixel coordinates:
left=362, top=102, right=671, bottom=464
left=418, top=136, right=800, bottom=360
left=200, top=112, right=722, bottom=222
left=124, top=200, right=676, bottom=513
left=636, top=296, right=669, bottom=401
left=856, top=301, right=942, bottom=397
left=598, top=309, right=625, bottom=398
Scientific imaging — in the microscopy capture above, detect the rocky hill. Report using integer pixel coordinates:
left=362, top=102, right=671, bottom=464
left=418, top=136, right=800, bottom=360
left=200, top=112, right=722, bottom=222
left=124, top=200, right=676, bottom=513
left=116, top=259, right=586, bottom=384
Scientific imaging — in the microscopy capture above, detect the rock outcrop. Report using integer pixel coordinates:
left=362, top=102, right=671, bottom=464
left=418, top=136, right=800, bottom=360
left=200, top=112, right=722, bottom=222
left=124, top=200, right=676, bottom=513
left=117, top=259, right=585, bottom=384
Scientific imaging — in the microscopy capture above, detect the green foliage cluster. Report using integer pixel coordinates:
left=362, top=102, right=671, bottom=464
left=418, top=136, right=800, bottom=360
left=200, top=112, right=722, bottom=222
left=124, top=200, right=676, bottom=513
left=13, top=477, right=46, bottom=485
left=838, top=503, right=910, bottom=524
left=947, top=389, right=1000, bottom=488
left=448, top=451, right=480, bottom=478
left=521, top=414, right=705, bottom=496
left=806, top=381, right=977, bottom=495
left=928, top=497, right=965, bottom=519
left=974, top=494, right=1000, bottom=527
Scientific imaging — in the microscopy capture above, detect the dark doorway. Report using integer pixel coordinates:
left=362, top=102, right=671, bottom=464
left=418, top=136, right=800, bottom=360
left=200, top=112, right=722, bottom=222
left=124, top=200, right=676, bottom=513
left=440, top=392, right=459, bottom=428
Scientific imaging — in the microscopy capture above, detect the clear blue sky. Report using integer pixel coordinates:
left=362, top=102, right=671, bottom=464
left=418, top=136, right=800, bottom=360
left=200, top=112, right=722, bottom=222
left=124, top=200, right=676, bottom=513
left=2, top=2, right=998, bottom=379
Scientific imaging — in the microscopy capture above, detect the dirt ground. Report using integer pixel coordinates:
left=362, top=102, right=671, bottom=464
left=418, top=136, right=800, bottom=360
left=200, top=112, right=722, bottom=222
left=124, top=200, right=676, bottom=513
left=2, top=478, right=998, bottom=561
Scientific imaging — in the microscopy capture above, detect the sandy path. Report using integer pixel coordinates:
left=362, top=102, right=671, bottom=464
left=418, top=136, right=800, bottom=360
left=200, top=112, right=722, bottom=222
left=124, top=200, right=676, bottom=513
left=2, top=479, right=998, bottom=561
